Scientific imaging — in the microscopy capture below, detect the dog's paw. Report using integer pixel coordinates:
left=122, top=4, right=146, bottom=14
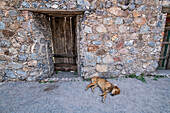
left=102, top=99, right=105, bottom=103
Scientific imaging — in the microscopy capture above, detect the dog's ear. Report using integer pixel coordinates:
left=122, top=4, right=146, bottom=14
left=114, top=86, right=119, bottom=89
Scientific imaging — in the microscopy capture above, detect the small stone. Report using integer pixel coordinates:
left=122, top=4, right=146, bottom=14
left=84, top=52, right=94, bottom=60
left=109, top=7, right=123, bottom=16
left=103, top=18, right=114, bottom=25
left=19, top=55, right=28, bottom=61
left=109, top=49, right=117, bottom=56
left=84, top=26, right=92, bottom=33
left=0, top=22, right=5, bottom=30
left=119, top=48, right=128, bottom=54
left=96, top=25, right=106, bottom=33
left=153, top=35, right=161, bottom=41
left=27, top=77, right=36, bottom=81
left=151, top=62, right=158, bottom=68
left=115, top=17, right=123, bottom=24
left=45, top=3, right=52, bottom=8
left=116, top=41, right=123, bottom=50
left=88, top=46, right=98, bottom=52
left=135, top=0, right=143, bottom=5
left=2, top=17, right=11, bottom=23
left=129, top=27, right=136, bottom=33
left=34, top=43, right=40, bottom=53
left=96, top=65, right=107, bottom=72
left=9, top=48, right=18, bottom=54
left=16, top=70, right=27, bottom=76
left=13, top=43, right=21, bottom=48
left=67, top=2, right=76, bottom=9
left=118, top=25, right=128, bottom=33
left=102, top=55, right=114, bottom=64
left=10, top=23, right=20, bottom=30
left=137, top=5, right=148, bottom=11
left=157, top=21, right=162, bottom=28
left=148, top=41, right=156, bottom=47
left=85, top=61, right=96, bottom=66
left=41, top=46, right=46, bottom=53
left=8, top=10, right=17, bottom=17
left=51, top=4, right=59, bottom=8
left=28, top=60, right=37, bottom=67
left=124, top=40, right=134, bottom=46
left=5, top=70, right=16, bottom=78
left=151, top=28, right=161, bottom=33
left=96, top=10, right=106, bottom=16
left=88, top=34, right=99, bottom=40
left=97, top=56, right=102, bottom=63
left=96, top=49, right=106, bottom=56
left=17, top=16, right=24, bottom=21
left=113, top=57, right=121, bottom=62
left=8, top=62, right=23, bottom=69
left=102, top=33, right=110, bottom=40
left=134, top=17, right=146, bottom=25
left=2, top=30, right=15, bottom=37
left=21, top=1, right=30, bottom=8
left=20, top=45, right=27, bottom=53
left=133, top=12, right=141, bottom=18
left=31, top=53, right=38, bottom=60
left=137, top=41, right=145, bottom=47
left=0, top=61, right=6, bottom=69
left=129, top=4, right=136, bottom=10
left=92, top=41, right=102, bottom=45
left=140, top=25, right=150, bottom=34
left=40, top=38, right=46, bottom=44
left=105, top=41, right=113, bottom=47
left=0, top=40, right=11, bottom=48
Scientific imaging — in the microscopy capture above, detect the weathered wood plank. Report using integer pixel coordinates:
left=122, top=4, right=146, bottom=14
left=54, top=63, right=76, bottom=67
left=19, top=8, right=95, bottom=15
left=162, top=42, right=170, bottom=45
left=53, top=54, right=77, bottom=58
left=162, top=6, right=170, bottom=13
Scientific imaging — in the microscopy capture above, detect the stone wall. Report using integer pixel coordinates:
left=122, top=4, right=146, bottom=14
left=0, top=0, right=168, bottom=81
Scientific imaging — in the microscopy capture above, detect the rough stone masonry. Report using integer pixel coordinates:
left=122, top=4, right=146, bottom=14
left=0, top=0, right=169, bottom=81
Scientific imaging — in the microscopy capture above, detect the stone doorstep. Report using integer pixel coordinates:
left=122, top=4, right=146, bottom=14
left=155, top=70, right=170, bottom=76
left=43, top=77, right=83, bottom=82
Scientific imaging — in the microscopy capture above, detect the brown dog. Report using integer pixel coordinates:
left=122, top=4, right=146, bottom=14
left=86, top=77, right=120, bottom=102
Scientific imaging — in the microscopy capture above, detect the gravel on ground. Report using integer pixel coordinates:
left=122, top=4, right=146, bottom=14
left=0, top=77, right=170, bottom=113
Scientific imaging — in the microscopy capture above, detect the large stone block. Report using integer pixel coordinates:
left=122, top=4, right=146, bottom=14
left=8, top=62, right=23, bottom=69
left=96, top=25, right=106, bottom=33
left=103, top=17, right=114, bottom=25
left=84, top=26, right=92, bottom=33
left=16, top=70, right=27, bottom=76
left=8, top=10, right=17, bottom=17
left=140, top=25, right=150, bottom=34
left=115, top=17, right=123, bottom=24
left=109, top=7, right=123, bottom=16
left=5, top=70, right=16, bottom=78
left=19, top=55, right=28, bottom=61
left=96, top=65, right=107, bottom=72
left=134, top=17, right=147, bottom=25
left=2, top=30, right=15, bottom=37
left=0, top=22, right=5, bottom=30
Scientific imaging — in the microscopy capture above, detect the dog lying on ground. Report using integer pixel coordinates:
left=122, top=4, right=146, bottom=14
left=86, top=77, right=120, bottom=102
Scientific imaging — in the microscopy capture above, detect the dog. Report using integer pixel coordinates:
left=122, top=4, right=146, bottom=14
left=86, top=77, right=120, bottom=102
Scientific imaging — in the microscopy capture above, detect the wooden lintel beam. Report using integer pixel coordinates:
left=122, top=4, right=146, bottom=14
left=19, top=8, right=95, bottom=15
left=46, top=14, right=76, bottom=17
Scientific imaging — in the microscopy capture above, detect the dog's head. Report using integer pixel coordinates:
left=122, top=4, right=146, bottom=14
left=111, top=86, right=120, bottom=96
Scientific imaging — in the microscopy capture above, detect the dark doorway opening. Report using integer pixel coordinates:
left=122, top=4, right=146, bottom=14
left=51, top=16, right=77, bottom=72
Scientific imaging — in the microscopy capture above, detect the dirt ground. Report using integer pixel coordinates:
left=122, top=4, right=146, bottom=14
left=0, top=77, right=170, bottom=113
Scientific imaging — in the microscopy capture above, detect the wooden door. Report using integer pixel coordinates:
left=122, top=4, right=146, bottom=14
left=51, top=16, right=77, bottom=71
left=158, top=14, right=170, bottom=69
